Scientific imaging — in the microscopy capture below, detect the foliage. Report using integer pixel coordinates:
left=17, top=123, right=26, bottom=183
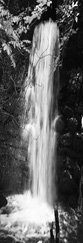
left=0, top=0, right=31, bottom=68
left=57, top=0, right=79, bottom=66
left=0, top=0, right=30, bottom=192
left=0, top=0, right=53, bottom=68
left=0, top=0, right=81, bottom=69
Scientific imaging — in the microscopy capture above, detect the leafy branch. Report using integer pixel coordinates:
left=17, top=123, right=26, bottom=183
left=57, top=1, right=79, bottom=66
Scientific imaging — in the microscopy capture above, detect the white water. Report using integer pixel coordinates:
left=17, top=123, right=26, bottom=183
left=23, top=20, right=59, bottom=206
left=0, top=20, right=82, bottom=243
left=0, top=21, right=59, bottom=240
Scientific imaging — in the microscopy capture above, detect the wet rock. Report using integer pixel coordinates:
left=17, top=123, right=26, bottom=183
left=77, top=29, right=83, bottom=50
left=60, top=133, right=72, bottom=147
left=59, top=170, right=77, bottom=195
left=67, top=117, right=79, bottom=133
left=73, top=133, right=83, bottom=153
left=58, top=147, right=83, bottom=164
left=65, top=157, right=74, bottom=171
left=58, top=147, right=69, bottom=157
left=59, top=156, right=74, bottom=172
left=68, top=69, right=82, bottom=93
left=0, top=192, right=7, bottom=208
left=0, top=235, right=22, bottom=243
left=63, top=106, right=74, bottom=118
left=75, top=103, right=83, bottom=115
left=59, top=157, right=80, bottom=185
left=66, top=94, right=76, bottom=105
left=68, top=194, right=78, bottom=209
left=73, top=163, right=81, bottom=185
left=55, top=116, right=65, bottom=134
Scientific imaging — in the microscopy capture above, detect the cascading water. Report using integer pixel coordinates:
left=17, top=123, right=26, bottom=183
left=0, top=20, right=60, bottom=241
left=23, top=20, right=59, bottom=206
left=0, top=19, right=82, bottom=243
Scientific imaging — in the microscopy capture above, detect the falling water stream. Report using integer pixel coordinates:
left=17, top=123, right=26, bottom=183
left=0, top=21, right=61, bottom=241
left=24, top=20, right=59, bottom=206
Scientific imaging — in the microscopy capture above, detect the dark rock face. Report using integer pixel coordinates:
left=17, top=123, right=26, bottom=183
left=60, top=133, right=72, bottom=147
left=73, top=133, right=83, bottom=153
left=73, top=163, right=80, bottom=185
left=63, top=106, right=74, bottom=118
left=67, top=117, right=79, bottom=133
left=75, top=103, right=83, bottom=115
left=58, top=156, right=80, bottom=201
left=68, top=194, right=78, bottom=209
left=57, top=7, right=83, bottom=208
left=0, top=192, right=7, bottom=208
left=59, top=170, right=77, bottom=195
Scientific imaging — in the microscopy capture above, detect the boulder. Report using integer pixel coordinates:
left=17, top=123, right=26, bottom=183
left=54, top=116, right=65, bottom=134
left=59, top=170, right=77, bottom=195
left=0, top=192, right=7, bottom=208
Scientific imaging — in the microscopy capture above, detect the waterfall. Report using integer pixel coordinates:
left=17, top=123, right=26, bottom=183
left=23, top=20, right=59, bottom=206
